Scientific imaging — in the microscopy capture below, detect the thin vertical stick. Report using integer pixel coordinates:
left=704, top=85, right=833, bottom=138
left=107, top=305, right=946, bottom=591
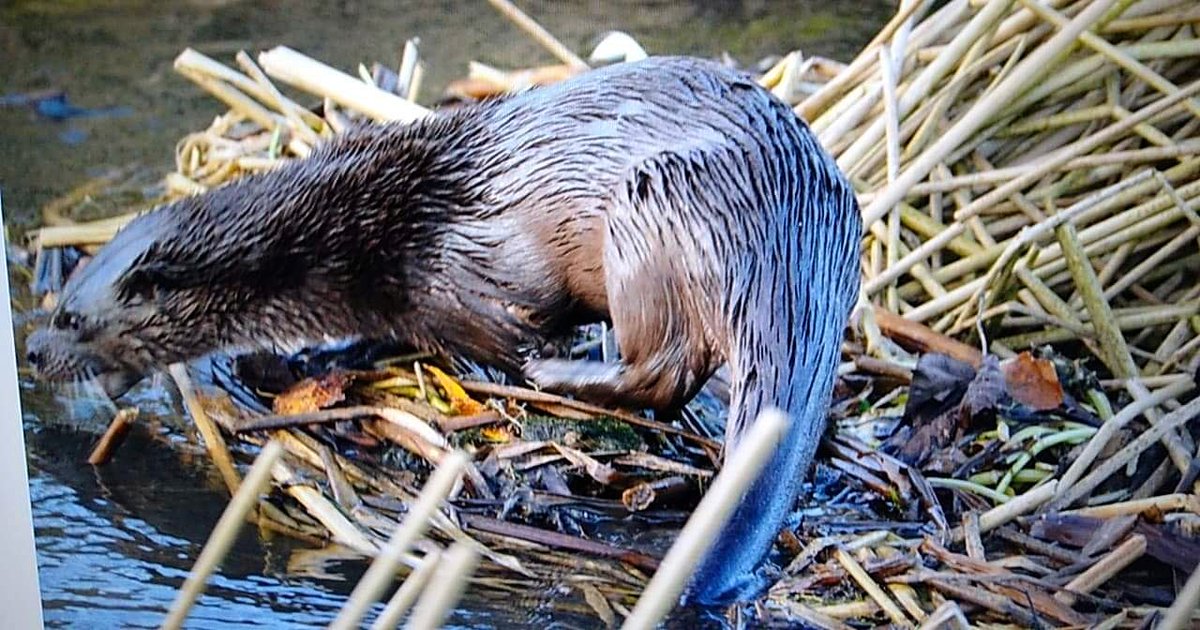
left=881, top=43, right=903, bottom=313
left=403, top=542, right=481, bottom=630
left=397, top=39, right=420, bottom=100
left=621, top=410, right=789, bottom=630
left=370, top=549, right=443, bottom=630
left=330, top=450, right=469, bottom=630
left=1160, top=558, right=1200, bottom=630
left=168, top=363, right=241, bottom=495
left=162, top=441, right=284, bottom=630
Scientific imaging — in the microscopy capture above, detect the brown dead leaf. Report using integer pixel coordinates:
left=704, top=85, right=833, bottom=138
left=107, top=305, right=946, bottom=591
left=888, top=353, right=975, bottom=467
left=962, top=355, right=1006, bottom=420
left=902, top=353, right=976, bottom=425
left=424, top=364, right=487, bottom=415
left=1001, top=352, right=1064, bottom=411
left=272, top=372, right=350, bottom=415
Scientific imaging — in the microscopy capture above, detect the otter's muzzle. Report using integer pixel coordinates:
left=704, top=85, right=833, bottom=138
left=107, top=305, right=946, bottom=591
left=26, top=328, right=143, bottom=399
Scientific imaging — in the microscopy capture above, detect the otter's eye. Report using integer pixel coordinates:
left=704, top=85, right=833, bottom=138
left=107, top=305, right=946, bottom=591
left=53, top=312, right=81, bottom=331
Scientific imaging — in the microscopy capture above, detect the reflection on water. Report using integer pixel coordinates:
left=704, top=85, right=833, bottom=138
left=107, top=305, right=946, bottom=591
left=30, top=462, right=345, bottom=629
left=17, top=335, right=360, bottom=628
left=24, top=395, right=611, bottom=628
left=26, top=408, right=351, bottom=628
left=5, top=0, right=889, bottom=626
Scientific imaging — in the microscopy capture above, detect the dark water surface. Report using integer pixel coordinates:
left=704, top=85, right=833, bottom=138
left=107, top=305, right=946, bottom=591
left=4, top=0, right=888, bottom=627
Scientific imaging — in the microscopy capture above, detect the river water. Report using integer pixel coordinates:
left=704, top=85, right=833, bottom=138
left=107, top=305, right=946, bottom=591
left=3, top=1, right=887, bottom=627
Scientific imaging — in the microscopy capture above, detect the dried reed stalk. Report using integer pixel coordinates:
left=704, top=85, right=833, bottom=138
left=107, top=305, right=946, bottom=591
left=162, top=441, right=284, bottom=630
left=622, top=410, right=788, bottom=629
left=331, top=451, right=468, bottom=630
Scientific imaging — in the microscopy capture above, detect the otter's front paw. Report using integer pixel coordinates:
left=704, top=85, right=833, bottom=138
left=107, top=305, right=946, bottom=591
left=522, top=358, right=625, bottom=394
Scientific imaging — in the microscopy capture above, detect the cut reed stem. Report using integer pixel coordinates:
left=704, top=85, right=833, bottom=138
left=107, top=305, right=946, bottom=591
left=162, top=441, right=284, bottom=630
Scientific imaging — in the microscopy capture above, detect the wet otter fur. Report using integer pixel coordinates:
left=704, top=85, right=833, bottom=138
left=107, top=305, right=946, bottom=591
left=27, top=56, right=862, bottom=604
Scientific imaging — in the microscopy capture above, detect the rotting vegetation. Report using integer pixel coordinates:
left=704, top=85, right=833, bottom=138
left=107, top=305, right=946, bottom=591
left=14, top=0, right=1200, bottom=627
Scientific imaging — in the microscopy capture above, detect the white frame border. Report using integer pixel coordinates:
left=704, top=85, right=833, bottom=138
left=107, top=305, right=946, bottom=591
left=0, top=190, right=46, bottom=628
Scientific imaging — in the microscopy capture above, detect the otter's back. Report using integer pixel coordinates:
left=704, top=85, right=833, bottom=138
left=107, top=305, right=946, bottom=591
left=475, top=56, right=819, bottom=209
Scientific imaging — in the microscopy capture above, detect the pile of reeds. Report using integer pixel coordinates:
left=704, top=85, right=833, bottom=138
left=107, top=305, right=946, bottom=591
left=806, top=0, right=1200, bottom=376
left=764, top=0, right=1200, bottom=626
left=24, top=0, right=1200, bottom=627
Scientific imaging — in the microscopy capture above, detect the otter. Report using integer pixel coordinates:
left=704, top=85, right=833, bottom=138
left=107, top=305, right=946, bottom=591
left=26, top=56, right=862, bottom=604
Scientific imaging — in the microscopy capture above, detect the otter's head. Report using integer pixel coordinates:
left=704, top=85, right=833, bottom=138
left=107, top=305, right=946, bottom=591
left=27, top=125, right=448, bottom=399
left=25, top=207, right=210, bottom=398
left=25, top=187, right=306, bottom=399
left=27, top=170, right=406, bottom=399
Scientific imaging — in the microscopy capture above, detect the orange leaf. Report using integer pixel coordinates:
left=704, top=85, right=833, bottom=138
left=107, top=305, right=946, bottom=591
left=424, top=365, right=487, bottom=415
left=479, top=426, right=513, bottom=443
left=1001, top=352, right=1064, bottom=411
left=273, top=372, right=350, bottom=415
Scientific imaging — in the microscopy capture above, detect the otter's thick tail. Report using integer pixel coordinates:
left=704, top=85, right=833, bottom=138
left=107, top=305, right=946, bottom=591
left=684, top=165, right=860, bottom=605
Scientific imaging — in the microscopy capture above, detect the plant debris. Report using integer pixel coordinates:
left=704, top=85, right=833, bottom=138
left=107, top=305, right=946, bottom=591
left=22, top=0, right=1200, bottom=626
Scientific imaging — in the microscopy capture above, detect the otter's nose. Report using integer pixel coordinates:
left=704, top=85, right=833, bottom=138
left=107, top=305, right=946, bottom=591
left=25, top=329, right=50, bottom=368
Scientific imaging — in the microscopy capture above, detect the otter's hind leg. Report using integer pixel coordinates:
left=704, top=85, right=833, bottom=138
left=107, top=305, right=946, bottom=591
left=524, top=154, right=722, bottom=413
left=522, top=269, right=713, bottom=411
